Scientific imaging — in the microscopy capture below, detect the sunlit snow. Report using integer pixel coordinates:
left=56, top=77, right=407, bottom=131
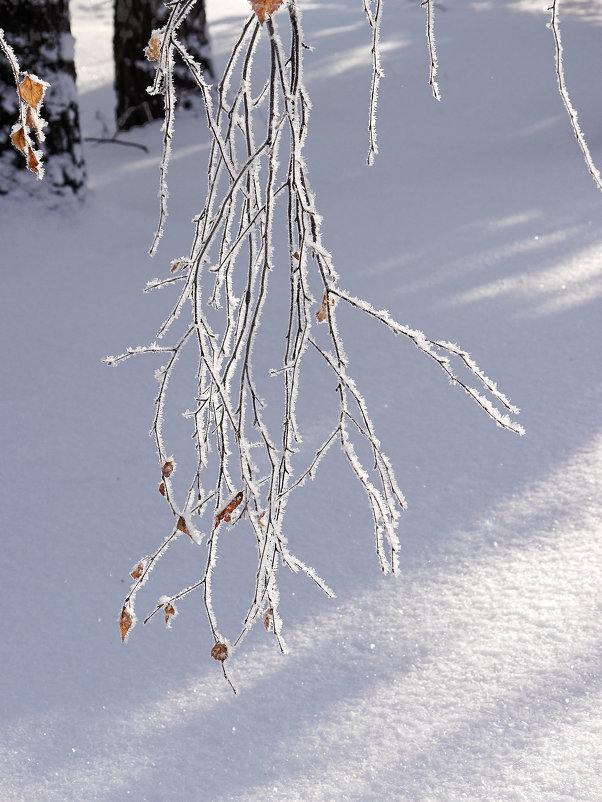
left=1, top=1, right=601, bottom=800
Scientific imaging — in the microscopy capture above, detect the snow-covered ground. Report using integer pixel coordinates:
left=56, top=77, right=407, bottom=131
left=1, top=1, right=601, bottom=800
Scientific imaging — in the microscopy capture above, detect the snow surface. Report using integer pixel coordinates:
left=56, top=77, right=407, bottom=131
left=1, top=1, right=601, bottom=800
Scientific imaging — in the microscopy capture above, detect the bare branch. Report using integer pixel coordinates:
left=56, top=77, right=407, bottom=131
left=549, top=0, right=602, bottom=193
left=111, top=0, right=523, bottom=689
left=422, top=0, right=440, bottom=101
left=363, top=0, right=384, bottom=165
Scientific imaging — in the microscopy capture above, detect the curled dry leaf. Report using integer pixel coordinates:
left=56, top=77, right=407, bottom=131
left=164, top=602, right=176, bottom=625
left=18, top=74, right=47, bottom=110
left=177, top=515, right=190, bottom=536
left=214, top=491, right=244, bottom=530
left=249, top=0, right=283, bottom=25
left=211, top=642, right=228, bottom=662
left=170, top=260, right=180, bottom=273
left=25, top=106, right=45, bottom=141
left=10, top=126, right=27, bottom=155
left=10, top=121, right=44, bottom=178
left=119, top=606, right=133, bottom=642
left=262, top=607, right=273, bottom=630
left=316, top=292, right=336, bottom=323
left=144, top=30, right=162, bottom=62
left=161, top=460, right=174, bottom=478
left=27, top=148, right=40, bottom=175
left=158, top=481, right=166, bottom=496
left=130, top=562, right=144, bottom=580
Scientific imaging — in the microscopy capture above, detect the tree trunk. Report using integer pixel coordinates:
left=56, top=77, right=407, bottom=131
left=113, top=0, right=212, bottom=131
left=0, top=0, right=85, bottom=194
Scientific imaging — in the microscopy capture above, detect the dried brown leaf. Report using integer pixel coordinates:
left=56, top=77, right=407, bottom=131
left=316, top=293, right=335, bottom=323
left=211, top=642, right=228, bottom=662
left=316, top=305, right=327, bottom=323
left=119, top=606, right=133, bottom=642
left=158, top=481, right=166, bottom=497
left=145, top=35, right=161, bottom=62
left=249, top=0, right=283, bottom=24
left=10, top=126, right=27, bottom=155
left=176, top=515, right=190, bottom=536
left=214, top=491, right=243, bottom=530
left=27, top=147, right=40, bottom=175
left=130, top=562, right=144, bottom=580
left=19, top=74, right=46, bottom=109
left=25, top=106, right=46, bottom=142
left=262, top=607, right=273, bottom=630
left=162, top=460, right=174, bottom=478
left=164, top=602, right=176, bottom=625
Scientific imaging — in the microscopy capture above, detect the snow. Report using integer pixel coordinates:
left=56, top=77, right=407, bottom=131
left=1, top=1, right=601, bottom=800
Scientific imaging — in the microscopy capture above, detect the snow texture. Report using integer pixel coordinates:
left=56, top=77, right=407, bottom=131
left=1, top=0, right=601, bottom=800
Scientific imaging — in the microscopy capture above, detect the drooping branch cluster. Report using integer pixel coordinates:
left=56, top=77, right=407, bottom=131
left=107, top=0, right=525, bottom=692
left=0, top=27, right=49, bottom=178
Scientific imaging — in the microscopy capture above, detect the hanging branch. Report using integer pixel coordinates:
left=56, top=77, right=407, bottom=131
left=363, top=0, right=384, bottom=164
left=549, top=0, right=602, bottom=192
left=422, top=0, right=440, bottom=101
left=108, top=0, right=522, bottom=691
left=0, top=27, right=49, bottom=178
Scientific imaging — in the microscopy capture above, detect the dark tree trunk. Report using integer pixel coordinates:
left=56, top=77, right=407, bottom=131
left=0, top=0, right=85, bottom=194
left=113, top=0, right=212, bottom=131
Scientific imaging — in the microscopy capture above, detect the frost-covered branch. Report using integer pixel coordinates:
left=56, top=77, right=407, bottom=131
left=0, top=27, right=49, bottom=178
left=327, top=287, right=524, bottom=435
left=109, top=0, right=522, bottom=691
left=363, top=0, right=384, bottom=164
left=549, top=0, right=602, bottom=193
left=422, top=0, right=440, bottom=101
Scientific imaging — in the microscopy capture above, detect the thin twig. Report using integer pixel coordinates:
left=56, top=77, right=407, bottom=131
left=422, top=0, right=440, bottom=101
left=363, top=0, right=384, bottom=165
left=549, top=0, right=602, bottom=192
